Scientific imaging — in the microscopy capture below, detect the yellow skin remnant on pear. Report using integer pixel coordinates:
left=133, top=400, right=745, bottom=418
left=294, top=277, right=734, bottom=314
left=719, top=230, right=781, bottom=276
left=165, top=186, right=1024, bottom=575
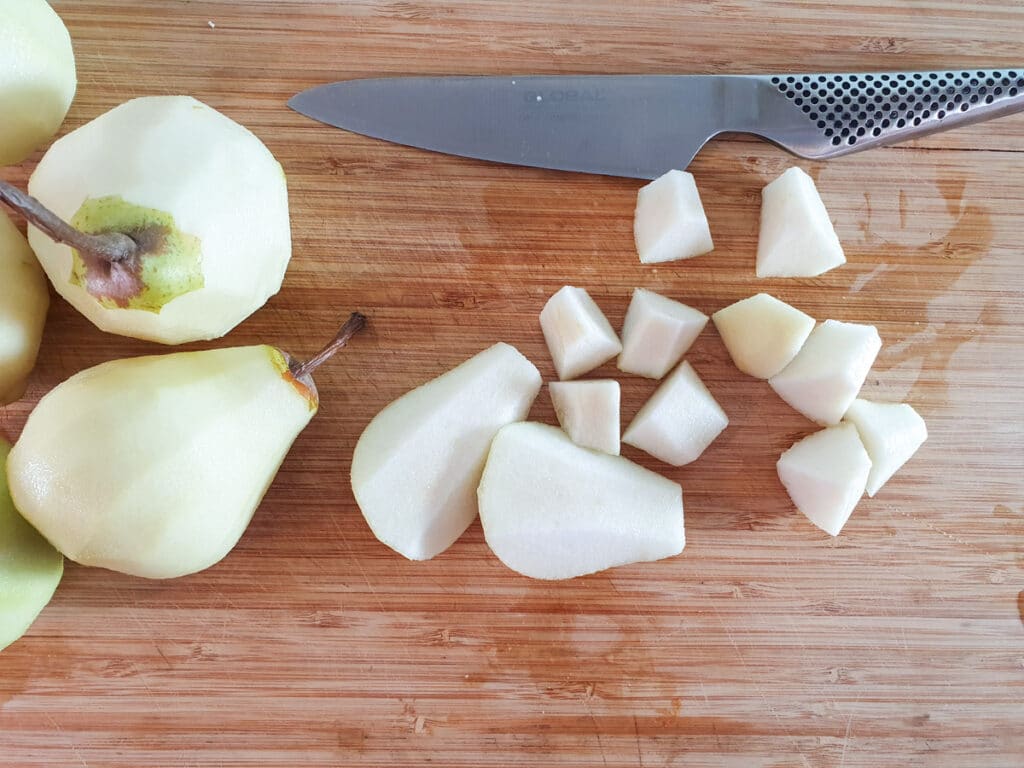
left=69, top=196, right=204, bottom=313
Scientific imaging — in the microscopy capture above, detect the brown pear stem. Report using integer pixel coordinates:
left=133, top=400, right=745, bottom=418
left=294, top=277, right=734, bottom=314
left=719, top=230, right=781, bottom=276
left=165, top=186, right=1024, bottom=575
left=0, top=178, right=138, bottom=263
left=291, top=312, right=368, bottom=379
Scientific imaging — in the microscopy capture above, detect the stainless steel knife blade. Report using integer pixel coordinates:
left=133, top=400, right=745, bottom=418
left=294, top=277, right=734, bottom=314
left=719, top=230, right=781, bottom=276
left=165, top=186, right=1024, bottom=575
left=289, top=71, right=1024, bottom=179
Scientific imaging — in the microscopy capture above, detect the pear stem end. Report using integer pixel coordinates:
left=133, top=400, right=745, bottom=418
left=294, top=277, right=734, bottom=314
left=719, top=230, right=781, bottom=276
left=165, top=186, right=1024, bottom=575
left=291, top=312, right=368, bottom=380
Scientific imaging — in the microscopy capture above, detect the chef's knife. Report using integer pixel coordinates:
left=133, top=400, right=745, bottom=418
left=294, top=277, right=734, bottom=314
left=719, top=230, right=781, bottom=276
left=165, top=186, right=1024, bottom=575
left=290, top=70, right=1024, bottom=179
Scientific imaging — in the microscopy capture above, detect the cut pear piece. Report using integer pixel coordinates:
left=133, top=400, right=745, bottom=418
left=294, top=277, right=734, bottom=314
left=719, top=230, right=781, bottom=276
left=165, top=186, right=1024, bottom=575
left=756, top=167, right=845, bottom=278
left=617, top=288, right=708, bottom=379
left=0, top=211, right=49, bottom=405
left=623, top=361, right=728, bottom=466
left=352, top=343, right=541, bottom=561
left=27, top=96, right=291, bottom=344
left=0, top=0, right=77, bottom=166
left=1, top=439, right=63, bottom=652
left=478, top=422, right=684, bottom=580
left=7, top=315, right=365, bottom=579
left=539, top=286, right=622, bottom=380
left=634, top=170, right=714, bottom=264
left=712, top=293, right=815, bottom=379
left=777, top=423, right=871, bottom=536
left=844, top=399, right=927, bottom=497
left=768, top=319, right=881, bottom=426
left=550, top=380, right=620, bottom=455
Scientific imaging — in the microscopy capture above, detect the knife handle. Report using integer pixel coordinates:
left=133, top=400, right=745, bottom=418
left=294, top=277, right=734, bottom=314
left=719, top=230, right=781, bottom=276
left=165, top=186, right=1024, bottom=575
left=742, top=68, right=1024, bottom=159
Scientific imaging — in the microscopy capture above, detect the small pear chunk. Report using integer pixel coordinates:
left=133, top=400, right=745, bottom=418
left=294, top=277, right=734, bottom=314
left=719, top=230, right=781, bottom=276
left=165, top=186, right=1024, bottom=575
left=0, top=0, right=77, bottom=165
left=550, top=380, right=620, bottom=455
left=768, top=320, right=881, bottom=426
left=777, top=423, right=871, bottom=536
left=0, top=212, right=49, bottom=405
left=478, top=422, right=684, bottom=580
left=623, top=361, right=728, bottom=466
left=539, top=286, right=622, bottom=380
left=634, top=170, right=714, bottom=264
left=844, top=399, right=927, bottom=497
left=617, top=288, right=708, bottom=379
left=1, top=439, right=63, bottom=652
left=7, top=314, right=365, bottom=579
left=712, top=293, right=815, bottom=379
left=27, top=96, right=292, bottom=344
left=756, top=167, right=845, bottom=278
left=352, top=343, right=541, bottom=561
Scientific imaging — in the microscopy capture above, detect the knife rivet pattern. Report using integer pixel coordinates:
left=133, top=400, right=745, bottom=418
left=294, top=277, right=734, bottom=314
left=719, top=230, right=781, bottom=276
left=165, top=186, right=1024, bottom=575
left=772, top=70, right=1024, bottom=147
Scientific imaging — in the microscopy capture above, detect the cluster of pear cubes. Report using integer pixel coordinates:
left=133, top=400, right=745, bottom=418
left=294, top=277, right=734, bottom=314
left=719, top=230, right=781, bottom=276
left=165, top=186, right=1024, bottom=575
left=635, top=165, right=928, bottom=537
left=2, top=1, right=366, bottom=650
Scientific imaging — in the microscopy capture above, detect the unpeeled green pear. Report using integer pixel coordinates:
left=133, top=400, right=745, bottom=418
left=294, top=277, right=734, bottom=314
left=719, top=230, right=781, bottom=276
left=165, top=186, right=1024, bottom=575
left=6, top=313, right=365, bottom=579
left=0, top=95, right=291, bottom=344
left=0, top=0, right=77, bottom=166
left=0, top=211, right=49, bottom=405
left=1, top=438, right=63, bottom=652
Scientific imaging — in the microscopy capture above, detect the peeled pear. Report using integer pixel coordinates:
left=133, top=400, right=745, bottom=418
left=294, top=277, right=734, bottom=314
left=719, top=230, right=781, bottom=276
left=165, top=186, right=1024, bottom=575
left=1, top=438, right=63, bottom=652
left=479, top=422, right=685, bottom=580
left=0, top=211, right=49, bottom=405
left=634, top=170, right=714, bottom=264
left=756, top=167, right=845, bottom=278
left=777, top=423, right=871, bottom=536
left=24, top=96, right=291, bottom=344
left=352, top=343, right=541, bottom=561
left=844, top=399, right=927, bottom=497
left=539, top=286, right=621, bottom=380
left=6, top=314, right=365, bottom=579
left=711, top=293, right=815, bottom=379
left=768, top=319, right=881, bottom=426
left=0, top=0, right=76, bottom=166
left=617, top=288, right=708, bottom=379
left=549, top=380, right=620, bottom=455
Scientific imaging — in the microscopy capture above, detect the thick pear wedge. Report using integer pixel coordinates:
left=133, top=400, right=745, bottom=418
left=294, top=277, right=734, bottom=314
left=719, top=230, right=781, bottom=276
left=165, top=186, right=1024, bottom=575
left=479, top=422, right=684, bottom=580
left=7, top=314, right=364, bottom=579
left=0, top=211, right=49, bottom=405
left=1, top=439, right=63, bottom=652
left=352, top=343, right=541, bottom=561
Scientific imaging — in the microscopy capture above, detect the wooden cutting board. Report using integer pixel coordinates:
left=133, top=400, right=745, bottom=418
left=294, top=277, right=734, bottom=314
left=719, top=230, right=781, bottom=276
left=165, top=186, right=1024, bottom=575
left=1, top=2, right=1022, bottom=766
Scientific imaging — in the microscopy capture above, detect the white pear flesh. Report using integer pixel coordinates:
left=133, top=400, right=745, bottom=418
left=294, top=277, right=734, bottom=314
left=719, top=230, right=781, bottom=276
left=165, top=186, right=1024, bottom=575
left=756, top=167, right=845, bottom=278
left=27, top=96, right=291, bottom=344
left=549, top=380, right=620, bottom=455
left=0, top=0, right=76, bottom=166
left=768, top=319, right=881, bottom=426
left=351, top=343, right=541, bottom=561
left=617, top=288, right=708, bottom=379
left=0, top=212, right=49, bottom=405
left=844, top=399, right=928, bottom=497
left=1, top=439, right=63, bottom=652
left=539, top=286, right=622, bottom=380
left=777, top=423, right=871, bottom=536
left=623, top=361, right=728, bottom=466
left=712, top=293, right=815, bottom=379
left=634, top=170, right=714, bottom=264
left=478, top=422, right=684, bottom=580
left=6, top=345, right=315, bottom=579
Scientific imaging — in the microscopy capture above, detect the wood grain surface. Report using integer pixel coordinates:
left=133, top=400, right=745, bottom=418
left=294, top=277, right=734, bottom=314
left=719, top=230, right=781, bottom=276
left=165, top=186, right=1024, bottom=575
left=2, top=2, right=1023, bottom=766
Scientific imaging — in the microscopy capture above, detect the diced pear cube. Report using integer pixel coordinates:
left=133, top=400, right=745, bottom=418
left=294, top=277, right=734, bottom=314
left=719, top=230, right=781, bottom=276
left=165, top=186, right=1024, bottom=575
left=634, top=170, right=714, bottom=264
left=617, top=288, right=708, bottom=379
left=539, top=286, right=622, bottom=381
left=768, top=319, right=881, bottom=425
left=844, top=399, right=927, bottom=497
left=550, top=380, right=621, bottom=455
left=757, top=167, right=845, bottom=278
left=777, top=423, right=871, bottom=536
left=712, top=293, right=815, bottom=379
left=623, top=361, right=728, bottom=466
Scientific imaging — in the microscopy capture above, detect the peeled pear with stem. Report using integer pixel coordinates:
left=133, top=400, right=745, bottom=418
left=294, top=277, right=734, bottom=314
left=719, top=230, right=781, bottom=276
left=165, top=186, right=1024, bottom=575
left=6, top=313, right=365, bottom=579
left=0, top=211, right=49, bottom=405
left=0, top=96, right=291, bottom=344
